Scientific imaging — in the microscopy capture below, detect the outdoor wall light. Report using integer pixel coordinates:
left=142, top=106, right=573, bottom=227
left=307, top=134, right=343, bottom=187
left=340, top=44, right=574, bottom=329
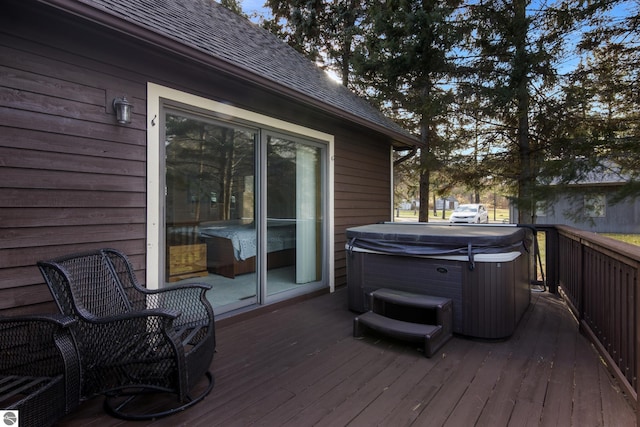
left=113, top=96, right=133, bottom=124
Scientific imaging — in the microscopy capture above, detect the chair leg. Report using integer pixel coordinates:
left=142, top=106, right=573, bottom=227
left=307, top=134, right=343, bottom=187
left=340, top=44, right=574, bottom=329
left=102, top=372, right=215, bottom=421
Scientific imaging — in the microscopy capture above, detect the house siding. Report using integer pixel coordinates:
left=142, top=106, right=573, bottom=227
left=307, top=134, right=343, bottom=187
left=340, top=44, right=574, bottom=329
left=334, top=129, right=391, bottom=286
left=536, top=188, right=640, bottom=234
left=0, top=2, right=392, bottom=314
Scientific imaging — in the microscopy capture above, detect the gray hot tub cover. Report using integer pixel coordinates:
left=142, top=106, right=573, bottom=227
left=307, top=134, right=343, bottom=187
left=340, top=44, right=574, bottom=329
left=346, top=223, right=532, bottom=270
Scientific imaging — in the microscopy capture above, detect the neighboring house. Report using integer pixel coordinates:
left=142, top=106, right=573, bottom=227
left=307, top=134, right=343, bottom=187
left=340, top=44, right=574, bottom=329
left=535, top=169, right=639, bottom=233
left=0, top=0, right=419, bottom=316
left=435, top=197, right=458, bottom=211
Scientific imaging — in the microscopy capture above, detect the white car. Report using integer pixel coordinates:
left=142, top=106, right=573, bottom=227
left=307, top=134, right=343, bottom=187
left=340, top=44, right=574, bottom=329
left=449, top=204, right=489, bottom=224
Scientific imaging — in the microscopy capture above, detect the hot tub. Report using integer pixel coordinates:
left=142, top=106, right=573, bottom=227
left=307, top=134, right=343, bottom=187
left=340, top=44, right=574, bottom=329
left=346, top=223, right=534, bottom=339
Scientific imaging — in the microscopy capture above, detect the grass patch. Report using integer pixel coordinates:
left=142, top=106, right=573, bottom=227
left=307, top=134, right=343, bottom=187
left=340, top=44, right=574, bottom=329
left=395, top=208, right=510, bottom=222
left=601, top=234, right=640, bottom=247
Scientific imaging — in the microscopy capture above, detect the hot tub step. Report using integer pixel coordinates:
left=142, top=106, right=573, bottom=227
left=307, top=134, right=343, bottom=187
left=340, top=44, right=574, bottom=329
left=370, top=288, right=453, bottom=341
left=354, top=312, right=445, bottom=357
left=354, top=288, right=453, bottom=357
left=371, top=288, right=451, bottom=310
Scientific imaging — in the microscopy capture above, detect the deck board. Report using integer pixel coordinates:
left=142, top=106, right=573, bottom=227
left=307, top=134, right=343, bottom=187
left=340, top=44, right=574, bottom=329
left=571, top=335, right=604, bottom=426
left=509, top=298, right=558, bottom=426
left=376, top=339, right=473, bottom=426
left=56, top=288, right=635, bottom=427
left=474, top=291, right=547, bottom=426
left=415, top=343, right=493, bottom=426
left=539, top=297, right=579, bottom=427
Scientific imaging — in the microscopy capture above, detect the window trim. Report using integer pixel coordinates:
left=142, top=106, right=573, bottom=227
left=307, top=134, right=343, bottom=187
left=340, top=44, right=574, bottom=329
left=146, top=83, right=335, bottom=291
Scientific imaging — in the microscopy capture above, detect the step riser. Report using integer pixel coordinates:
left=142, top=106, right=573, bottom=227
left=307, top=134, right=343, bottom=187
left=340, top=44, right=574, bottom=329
left=353, top=288, right=453, bottom=358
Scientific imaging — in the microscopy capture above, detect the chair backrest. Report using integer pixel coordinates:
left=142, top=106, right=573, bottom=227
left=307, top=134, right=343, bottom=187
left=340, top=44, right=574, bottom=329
left=100, top=249, right=147, bottom=309
left=38, top=249, right=135, bottom=319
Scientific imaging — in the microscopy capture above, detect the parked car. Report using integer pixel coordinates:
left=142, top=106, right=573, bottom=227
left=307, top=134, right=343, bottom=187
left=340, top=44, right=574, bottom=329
left=449, top=204, right=489, bottom=224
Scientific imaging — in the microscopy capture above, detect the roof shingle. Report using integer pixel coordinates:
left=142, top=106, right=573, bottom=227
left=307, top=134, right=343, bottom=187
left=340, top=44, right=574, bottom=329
left=62, top=0, right=416, bottom=144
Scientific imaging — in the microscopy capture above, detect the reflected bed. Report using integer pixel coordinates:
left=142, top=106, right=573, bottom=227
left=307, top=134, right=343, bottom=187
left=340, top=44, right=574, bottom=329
left=199, top=220, right=296, bottom=278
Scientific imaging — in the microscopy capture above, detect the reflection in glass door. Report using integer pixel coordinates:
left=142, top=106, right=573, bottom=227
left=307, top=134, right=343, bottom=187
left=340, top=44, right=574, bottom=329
left=266, top=134, right=323, bottom=299
left=164, top=111, right=257, bottom=312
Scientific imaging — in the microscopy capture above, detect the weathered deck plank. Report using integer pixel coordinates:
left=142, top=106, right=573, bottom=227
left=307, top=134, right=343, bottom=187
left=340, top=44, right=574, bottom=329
left=375, top=339, right=474, bottom=426
left=508, top=297, right=557, bottom=426
left=56, top=288, right=635, bottom=427
left=572, top=332, right=605, bottom=426
left=472, top=290, right=547, bottom=426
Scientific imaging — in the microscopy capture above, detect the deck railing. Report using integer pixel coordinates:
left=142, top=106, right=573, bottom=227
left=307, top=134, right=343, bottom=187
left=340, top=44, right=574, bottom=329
left=538, top=224, right=639, bottom=415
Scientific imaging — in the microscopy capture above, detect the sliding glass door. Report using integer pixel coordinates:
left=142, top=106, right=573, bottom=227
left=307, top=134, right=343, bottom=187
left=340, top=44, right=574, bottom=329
left=265, top=134, right=324, bottom=300
left=164, top=110, right=258, bottom=311
left=153, top=88, right=329, bottom=316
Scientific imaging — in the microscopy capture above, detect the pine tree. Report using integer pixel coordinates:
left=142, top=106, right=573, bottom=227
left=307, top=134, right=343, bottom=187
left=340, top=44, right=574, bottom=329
left=352, top=0, right=465, bottom=222
left=263, top=0, right=364, bottom=86
left=219, top=0, right=246, bottom=17
left=459, top=0, right=578, bottom=223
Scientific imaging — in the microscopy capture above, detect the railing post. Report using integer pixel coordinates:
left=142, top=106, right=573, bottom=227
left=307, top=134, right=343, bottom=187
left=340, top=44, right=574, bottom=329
left=545, top=227, right=559, bottom=294
left=535, top=225, right=559, bottom=294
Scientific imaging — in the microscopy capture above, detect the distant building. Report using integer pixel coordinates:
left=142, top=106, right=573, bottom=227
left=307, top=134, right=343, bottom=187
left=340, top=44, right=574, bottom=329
left=535, top=168, right=639, bottom=233
left=435, top=197, right=458, bottom=211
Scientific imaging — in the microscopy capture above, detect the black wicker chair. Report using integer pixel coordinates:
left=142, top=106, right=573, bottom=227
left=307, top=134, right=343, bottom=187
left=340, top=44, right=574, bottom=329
left=0, top=314, right=80, bottom=427
left=38, top=248, right=216, bottom=420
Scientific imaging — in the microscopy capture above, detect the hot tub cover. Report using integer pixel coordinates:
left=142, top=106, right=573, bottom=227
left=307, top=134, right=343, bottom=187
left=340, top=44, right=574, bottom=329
left=346, top=223, right=531, bottom=266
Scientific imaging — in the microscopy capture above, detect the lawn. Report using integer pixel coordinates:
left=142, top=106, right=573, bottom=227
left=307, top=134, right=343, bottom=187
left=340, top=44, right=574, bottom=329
left=396, top=210, right=639, bottom=248
left=601, top=234, right=640, bottom=247
left=395, top=208, right=510, bottom=222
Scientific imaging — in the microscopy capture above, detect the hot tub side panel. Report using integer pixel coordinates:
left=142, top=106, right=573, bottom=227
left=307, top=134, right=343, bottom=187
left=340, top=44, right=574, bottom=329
left=461, top=247, right=532, bottom=339
left=346, top=248, right=367, bottom=312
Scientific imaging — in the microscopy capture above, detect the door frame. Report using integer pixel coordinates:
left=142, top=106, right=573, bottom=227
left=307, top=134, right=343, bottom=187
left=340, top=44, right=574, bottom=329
left=145, top=83, right=335, bottom=293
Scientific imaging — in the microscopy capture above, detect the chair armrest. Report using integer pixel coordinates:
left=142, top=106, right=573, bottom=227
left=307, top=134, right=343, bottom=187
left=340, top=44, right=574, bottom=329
left=127, top=284, right=212, bottom=319
left=0, top=313, right=75, bottom=329
left=0, top=314, right=80, bottom=413
left=0, top=314, right=77, bottom=375
left=79, top=307, right=181, bottom=324
left=143, top=286, right=214, bottom=327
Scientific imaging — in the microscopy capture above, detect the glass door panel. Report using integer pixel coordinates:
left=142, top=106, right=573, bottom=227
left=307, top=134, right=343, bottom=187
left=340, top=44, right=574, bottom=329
left=164, top=111, right=258, bottom=313
left=266, top=135, right=323, bottom=298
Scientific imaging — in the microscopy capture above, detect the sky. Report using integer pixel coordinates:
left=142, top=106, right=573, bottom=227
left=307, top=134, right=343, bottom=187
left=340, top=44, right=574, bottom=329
left=241, top=0, right=270, bottom=19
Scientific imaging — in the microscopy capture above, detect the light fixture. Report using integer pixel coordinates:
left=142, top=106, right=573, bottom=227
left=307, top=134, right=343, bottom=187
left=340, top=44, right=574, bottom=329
left=113, top=96, right=133, bottom=124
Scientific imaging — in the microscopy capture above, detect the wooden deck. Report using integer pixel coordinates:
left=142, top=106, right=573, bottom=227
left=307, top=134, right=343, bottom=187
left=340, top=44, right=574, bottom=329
left=57, top=288, right=635, bottom=426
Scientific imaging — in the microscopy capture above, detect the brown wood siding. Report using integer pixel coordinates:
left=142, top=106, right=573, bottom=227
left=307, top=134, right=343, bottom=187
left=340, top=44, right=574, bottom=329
left=333, top=130, right=391, bottom=286
left=0, top=2, right=395, bottom=313
left=1, top=7, right=148, bottom=314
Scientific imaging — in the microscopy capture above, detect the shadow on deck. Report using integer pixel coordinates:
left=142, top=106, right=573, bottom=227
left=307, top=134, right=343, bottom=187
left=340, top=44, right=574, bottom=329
left=58, top=287, right=635, bottom=426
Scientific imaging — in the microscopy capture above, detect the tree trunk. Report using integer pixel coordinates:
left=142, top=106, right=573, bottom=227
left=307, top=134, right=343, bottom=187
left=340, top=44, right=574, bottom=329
left=514, top=0, right=533, bottom=224
left=419, top=119, right=430, bottom=222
